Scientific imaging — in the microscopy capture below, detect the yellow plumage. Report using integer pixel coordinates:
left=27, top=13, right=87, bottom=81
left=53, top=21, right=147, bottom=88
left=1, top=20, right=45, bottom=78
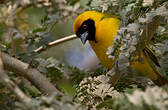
left=73, top=11, right=168, bottom=86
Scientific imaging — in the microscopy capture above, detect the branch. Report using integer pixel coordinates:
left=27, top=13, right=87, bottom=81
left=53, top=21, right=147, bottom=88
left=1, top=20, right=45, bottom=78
left=108, top=60, right=121, bottom=87
left=137, top=17, right=160, bottom=52
left=34, top=34, right=77, bottom=53
left=1, top=52, right=62, bottom=95
left=0, top=52, right=31, bottom=103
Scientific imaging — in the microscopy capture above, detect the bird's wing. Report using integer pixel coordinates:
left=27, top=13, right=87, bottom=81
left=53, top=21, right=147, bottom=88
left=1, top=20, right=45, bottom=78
left=143, top=46, right=160, bottom=67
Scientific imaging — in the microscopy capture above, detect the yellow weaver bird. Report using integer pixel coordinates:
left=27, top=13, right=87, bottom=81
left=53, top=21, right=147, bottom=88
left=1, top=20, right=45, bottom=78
left=73, top=11, right=168, bottom=86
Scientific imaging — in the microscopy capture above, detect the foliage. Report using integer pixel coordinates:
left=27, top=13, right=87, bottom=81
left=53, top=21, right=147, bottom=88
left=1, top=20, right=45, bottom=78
left=15, top=93, right=87, bottom=110
left=75, top=75, right=120, bottom=109
left=97, top=86, right=168, bottom=110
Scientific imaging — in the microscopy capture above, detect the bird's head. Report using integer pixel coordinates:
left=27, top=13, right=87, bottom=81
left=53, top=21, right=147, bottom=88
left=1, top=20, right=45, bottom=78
left=73, top=11, right=102, bottom=44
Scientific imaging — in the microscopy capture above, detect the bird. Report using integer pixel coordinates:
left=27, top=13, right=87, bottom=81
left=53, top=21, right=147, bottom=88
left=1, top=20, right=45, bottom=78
left=73, top=11, right=168, bottom=86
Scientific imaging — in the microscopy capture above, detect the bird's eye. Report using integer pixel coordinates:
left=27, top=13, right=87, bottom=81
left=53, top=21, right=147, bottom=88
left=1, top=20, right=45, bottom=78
left=83, top=24, right=87, bottom=29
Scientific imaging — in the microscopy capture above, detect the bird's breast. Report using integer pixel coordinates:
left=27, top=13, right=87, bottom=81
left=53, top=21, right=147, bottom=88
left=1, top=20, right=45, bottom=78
left=89, top=40, right=114, bottom=69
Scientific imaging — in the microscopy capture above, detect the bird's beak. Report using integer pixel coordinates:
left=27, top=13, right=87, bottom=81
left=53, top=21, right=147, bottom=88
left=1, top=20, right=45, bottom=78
left=79, top=31, right=89, bottom=45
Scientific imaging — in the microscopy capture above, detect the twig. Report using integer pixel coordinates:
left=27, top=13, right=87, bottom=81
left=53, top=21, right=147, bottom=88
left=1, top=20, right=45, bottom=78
left=34, top=34, right=77, bottom=53
left=0, top=51, right=31, bottom=103
left=1, top=52, right=62, bottom=95
left=108, top=60, right=121, bottom=87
